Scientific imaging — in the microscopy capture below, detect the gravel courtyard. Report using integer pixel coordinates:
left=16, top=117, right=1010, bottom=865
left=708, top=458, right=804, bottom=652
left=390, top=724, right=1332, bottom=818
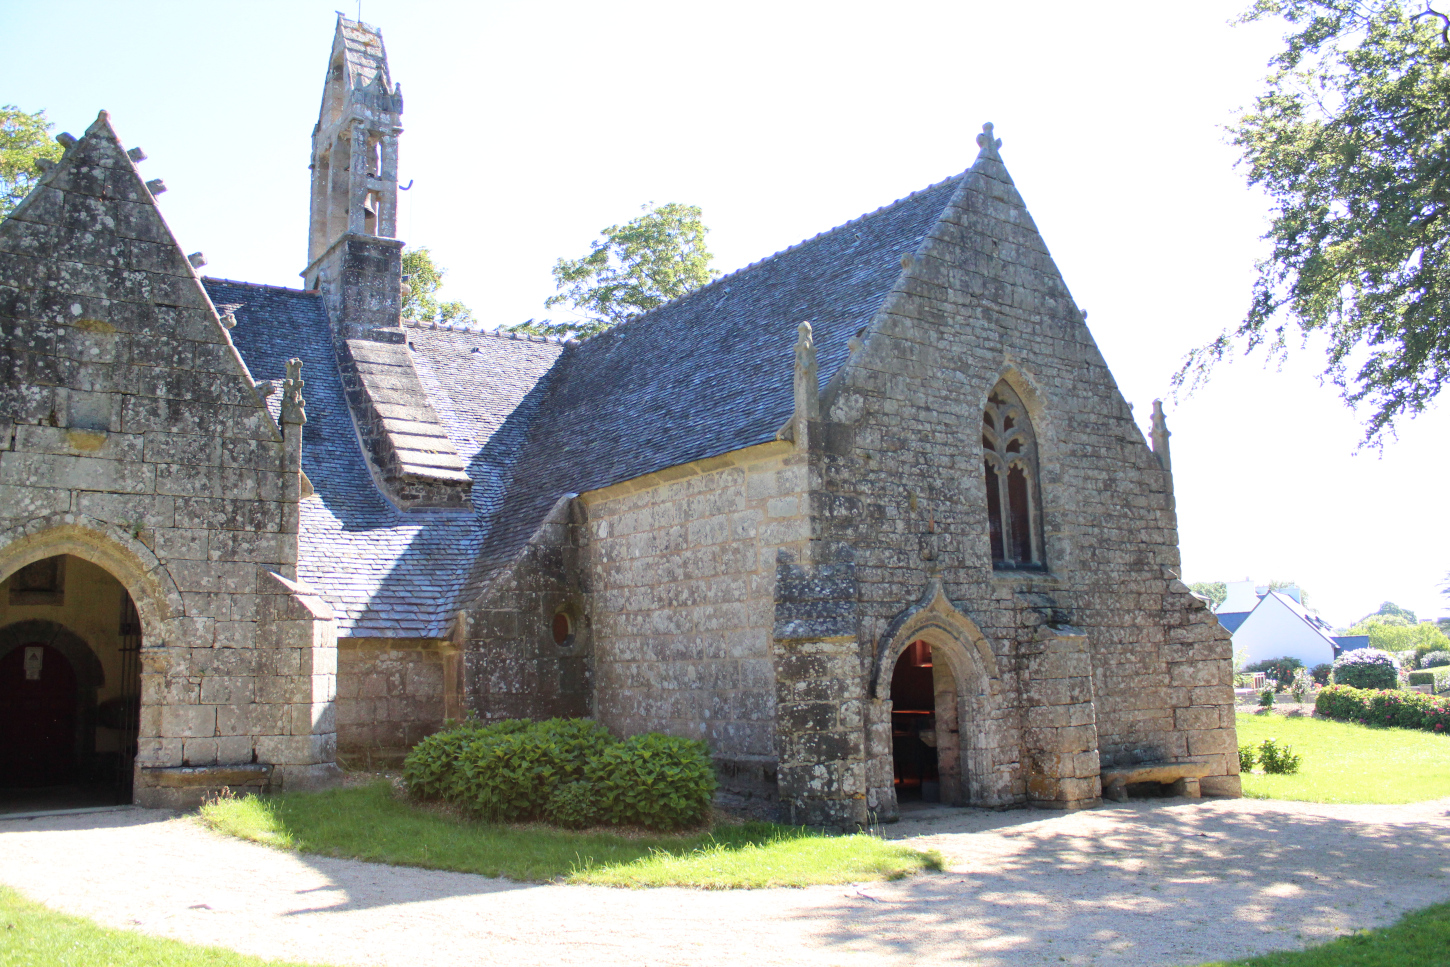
left=2, top=796, right=1448, bottom=967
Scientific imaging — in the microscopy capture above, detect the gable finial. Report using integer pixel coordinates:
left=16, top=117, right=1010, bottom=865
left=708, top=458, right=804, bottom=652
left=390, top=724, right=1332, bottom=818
left=282, top=358, right=307, bottom=425
left=1151, top=399, right=1171, bottom=472
left=976, top=122, right=1003, bottom=160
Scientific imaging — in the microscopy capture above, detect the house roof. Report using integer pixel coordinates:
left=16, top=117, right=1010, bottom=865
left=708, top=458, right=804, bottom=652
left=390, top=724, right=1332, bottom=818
left=1215, top=612, right=1251, bottom=635
left=207, top=161, right=975, bottom=636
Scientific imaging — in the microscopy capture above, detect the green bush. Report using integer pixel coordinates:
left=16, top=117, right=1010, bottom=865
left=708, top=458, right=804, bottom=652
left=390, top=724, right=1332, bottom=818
left=403, top=718, right=716, bottom=831
left=1245, top=656, right=1305, bottom=688
left=1409, top=671, right=1436, bottom=687
left=585, top=733, right=717, bottom=830
left=449, top=718, right=616, bottom=821
left=1315, top=683, right=1450, bottom=734
left=544, top=780, right=602, bottom=829
left=1422, top=651, right=1450, bottom=668
left=1238, top=744, right=1257, bottom=772
left=1332, top=648, right=1400, bottom=690
left=1257, top=737, right=1302, bottom=774
left=1258, top=688, right=1275, bottom=708
left=1310, top=662, right=1334, bottom=685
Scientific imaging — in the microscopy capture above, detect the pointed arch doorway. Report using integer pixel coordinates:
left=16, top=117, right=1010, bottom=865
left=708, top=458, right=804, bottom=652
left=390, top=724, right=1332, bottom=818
left=0, top=555, right=143, bottom=813
left=890, top=640, right=950, bottom=802
left=871, top=578, right=1010, bottom=813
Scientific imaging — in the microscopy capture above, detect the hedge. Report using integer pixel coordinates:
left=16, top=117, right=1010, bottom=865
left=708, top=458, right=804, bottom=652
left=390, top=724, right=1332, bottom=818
left=402, top=717, right=717, bottom=830
left=1315, top=683, right=1450, bottom=734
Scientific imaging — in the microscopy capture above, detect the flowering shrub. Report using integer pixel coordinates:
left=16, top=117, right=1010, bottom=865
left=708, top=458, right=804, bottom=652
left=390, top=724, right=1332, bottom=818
left=1332, top=649, right=1399, bottom=690
left=1238, top=745, right=1257, bottom=772
left=1288, top=669, right=1313, bottom=703
left=1258, top=688, right=1275, bottom=708
left=1421, top=651, right=1450, bottom=669
left=1315, top=683, right=1450, bottom=734
left=1310, top=663, right=1334, bottom=686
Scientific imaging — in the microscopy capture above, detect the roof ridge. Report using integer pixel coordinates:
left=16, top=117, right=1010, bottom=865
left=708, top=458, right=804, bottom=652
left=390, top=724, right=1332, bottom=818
left=572, top=168, right=970, bottom=343
left=403, top=320, right=572, bottom=345
left=202, top=276, right=320, bottom=296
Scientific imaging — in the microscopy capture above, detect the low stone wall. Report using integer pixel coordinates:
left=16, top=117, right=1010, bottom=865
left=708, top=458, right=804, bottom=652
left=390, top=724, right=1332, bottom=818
left=335, top=637, right=462, bottom=769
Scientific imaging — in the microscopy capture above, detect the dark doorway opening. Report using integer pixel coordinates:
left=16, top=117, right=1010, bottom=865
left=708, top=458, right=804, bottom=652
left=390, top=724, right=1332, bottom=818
left=890, top=640, right=939, bottom=802
left=0, top=558, right=142, bottom=814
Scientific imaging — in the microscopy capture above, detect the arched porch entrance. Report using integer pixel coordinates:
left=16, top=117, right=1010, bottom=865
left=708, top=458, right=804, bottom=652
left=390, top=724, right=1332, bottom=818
left=869, top=577, right=1011, bottom=816
left=0, top=555, right=142, bottom=812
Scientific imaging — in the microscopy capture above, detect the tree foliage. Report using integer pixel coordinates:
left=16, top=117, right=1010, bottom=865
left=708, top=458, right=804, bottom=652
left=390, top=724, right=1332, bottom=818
left=513, top=202, right=716, bottom=339
left=1190, top=581, right=1229, bottom=607
left=401, top=247, right=474, bottom=325
left=1178, top=1, right=1450, bottom=442
left=1, top=105, right=62, bottom=218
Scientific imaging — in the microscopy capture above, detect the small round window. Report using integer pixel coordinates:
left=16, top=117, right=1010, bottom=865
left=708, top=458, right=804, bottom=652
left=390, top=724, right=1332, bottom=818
left=552, top=611, right=573, bottom=647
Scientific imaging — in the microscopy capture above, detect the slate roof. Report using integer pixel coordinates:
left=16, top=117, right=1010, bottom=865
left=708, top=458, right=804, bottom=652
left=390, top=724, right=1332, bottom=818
left=466, top=172, right=966, bottom=574
left=204, top=167, right=968, bottom=637
left=206, top=278, right=540, bottom=637
left=337, top=18, right=393, bottom=93
left=1215, top=612, right=1251, bottom=635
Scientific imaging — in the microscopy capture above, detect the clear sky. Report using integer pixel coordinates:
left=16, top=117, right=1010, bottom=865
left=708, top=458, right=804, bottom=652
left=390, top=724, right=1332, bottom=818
left=4, top=0, right=1446, bottom=627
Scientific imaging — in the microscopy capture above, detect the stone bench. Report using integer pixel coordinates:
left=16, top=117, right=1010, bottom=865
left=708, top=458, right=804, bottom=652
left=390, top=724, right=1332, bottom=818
left=1101, top=759, right=1212, bottom=802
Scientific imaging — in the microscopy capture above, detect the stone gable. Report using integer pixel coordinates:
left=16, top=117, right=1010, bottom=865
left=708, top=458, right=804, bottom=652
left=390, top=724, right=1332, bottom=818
left=0, top=113, right=338, bottom=806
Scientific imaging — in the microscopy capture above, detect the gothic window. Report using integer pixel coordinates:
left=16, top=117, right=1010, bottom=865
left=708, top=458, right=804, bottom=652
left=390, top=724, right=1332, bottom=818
left=982, top=381, right=1044, bottom=570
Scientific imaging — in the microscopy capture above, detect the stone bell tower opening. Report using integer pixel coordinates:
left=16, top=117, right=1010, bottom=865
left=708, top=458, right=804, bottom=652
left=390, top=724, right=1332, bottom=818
left=302, top=15, right=405, bottom=340
left=0, top=555, right=142, bottom=814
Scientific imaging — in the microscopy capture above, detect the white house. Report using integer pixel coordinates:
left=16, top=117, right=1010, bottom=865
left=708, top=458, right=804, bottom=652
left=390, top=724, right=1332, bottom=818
left=1216, top=582, right=1355, bottom=669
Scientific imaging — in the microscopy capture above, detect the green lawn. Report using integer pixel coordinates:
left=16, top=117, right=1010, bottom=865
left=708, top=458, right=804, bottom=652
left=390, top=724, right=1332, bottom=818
left=1199, top=900, right=1450, bottom=966
left=1235, top=712, right=1450, bottom=803
left=0, top=885, right=324, bottom=967
left=199, top=782, right=939, bottom=888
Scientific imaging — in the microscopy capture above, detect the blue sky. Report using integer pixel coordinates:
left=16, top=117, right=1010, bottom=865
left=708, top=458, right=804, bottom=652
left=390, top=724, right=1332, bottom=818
left=4, top=0, right=1446, bottom=626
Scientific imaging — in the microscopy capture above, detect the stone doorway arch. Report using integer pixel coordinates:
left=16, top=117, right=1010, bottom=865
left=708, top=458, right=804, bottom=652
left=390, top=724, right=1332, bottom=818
left=0, top=518, right=176, bottom=810
left=867, top=577, right=1009, bottom=819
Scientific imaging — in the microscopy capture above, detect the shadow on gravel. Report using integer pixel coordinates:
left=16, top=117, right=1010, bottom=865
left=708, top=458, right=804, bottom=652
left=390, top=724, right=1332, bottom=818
left=798, top=800, right=1450, bottom=967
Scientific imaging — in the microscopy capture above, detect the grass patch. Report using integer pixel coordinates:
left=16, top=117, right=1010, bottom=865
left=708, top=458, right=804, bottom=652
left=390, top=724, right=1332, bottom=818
left=1200, top=900, right=1450, bottom=966
left=0, top=884, right=324, bottom=967
left=1236, top=712, right=1450, bottom=804
left=200, top=782, right=940, bottom=888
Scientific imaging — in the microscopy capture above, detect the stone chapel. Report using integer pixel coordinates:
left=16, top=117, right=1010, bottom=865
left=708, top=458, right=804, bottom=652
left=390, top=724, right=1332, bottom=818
left=0, top=17, right=1237, bottom=824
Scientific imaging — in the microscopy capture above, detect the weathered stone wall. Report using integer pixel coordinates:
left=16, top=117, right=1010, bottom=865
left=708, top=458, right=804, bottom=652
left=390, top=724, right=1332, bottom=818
left=336, top=636, right=462, bottom=768
left=578, top=443, right=810, bottom=804
left=790, top=143, right=1237, bottom=825
left=0, top=113, right=338, bottom=806
left=460, top=497, right=593, bottom=723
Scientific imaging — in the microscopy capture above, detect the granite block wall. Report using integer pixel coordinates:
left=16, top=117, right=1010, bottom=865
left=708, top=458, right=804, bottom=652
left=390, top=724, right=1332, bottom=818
left=0, top=113, right=339, bottom=806
left=578, top=443, right=810, bottom=805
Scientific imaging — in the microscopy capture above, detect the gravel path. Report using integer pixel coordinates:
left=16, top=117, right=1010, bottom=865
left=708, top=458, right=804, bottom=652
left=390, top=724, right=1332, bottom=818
left=2, top=796, right=1448, bottom=967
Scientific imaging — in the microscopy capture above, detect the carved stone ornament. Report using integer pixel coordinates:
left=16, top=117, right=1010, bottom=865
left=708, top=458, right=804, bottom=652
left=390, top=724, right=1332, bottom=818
left=793, top=321, right=820, bottom=422
left=281, top=357, right=307, bottom=425
left=1151, top=399, right=1171, bottom=472
left=976, top=122, right=1003, bottom=160
left=871, top=575, right=1000, bottom=699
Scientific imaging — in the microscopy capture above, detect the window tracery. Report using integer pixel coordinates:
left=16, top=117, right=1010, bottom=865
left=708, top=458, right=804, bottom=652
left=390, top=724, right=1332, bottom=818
left=982, top=381, right=1044, bottom=569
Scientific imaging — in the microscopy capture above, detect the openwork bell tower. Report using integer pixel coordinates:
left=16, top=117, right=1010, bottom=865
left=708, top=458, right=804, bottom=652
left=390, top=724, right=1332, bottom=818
left=303, top=15, right=406, bottom=341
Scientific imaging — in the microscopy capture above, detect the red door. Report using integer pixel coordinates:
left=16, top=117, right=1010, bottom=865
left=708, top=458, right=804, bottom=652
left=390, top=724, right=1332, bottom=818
left=0, top=643, right=78, bottom=787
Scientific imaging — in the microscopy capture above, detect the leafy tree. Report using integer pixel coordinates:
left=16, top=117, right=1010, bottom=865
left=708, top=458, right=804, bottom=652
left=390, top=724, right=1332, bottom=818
left=1, top=105, right=62, bottom=218
left=513, top=202, right=716, bottom=339
left=1343, top=616, right=1448, bottom=659
left=1190, top=581, right=1228, bottom=608
left=401, top=247, right=474, bottom=325
left=1177, top=1, right=1450, bottom=442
